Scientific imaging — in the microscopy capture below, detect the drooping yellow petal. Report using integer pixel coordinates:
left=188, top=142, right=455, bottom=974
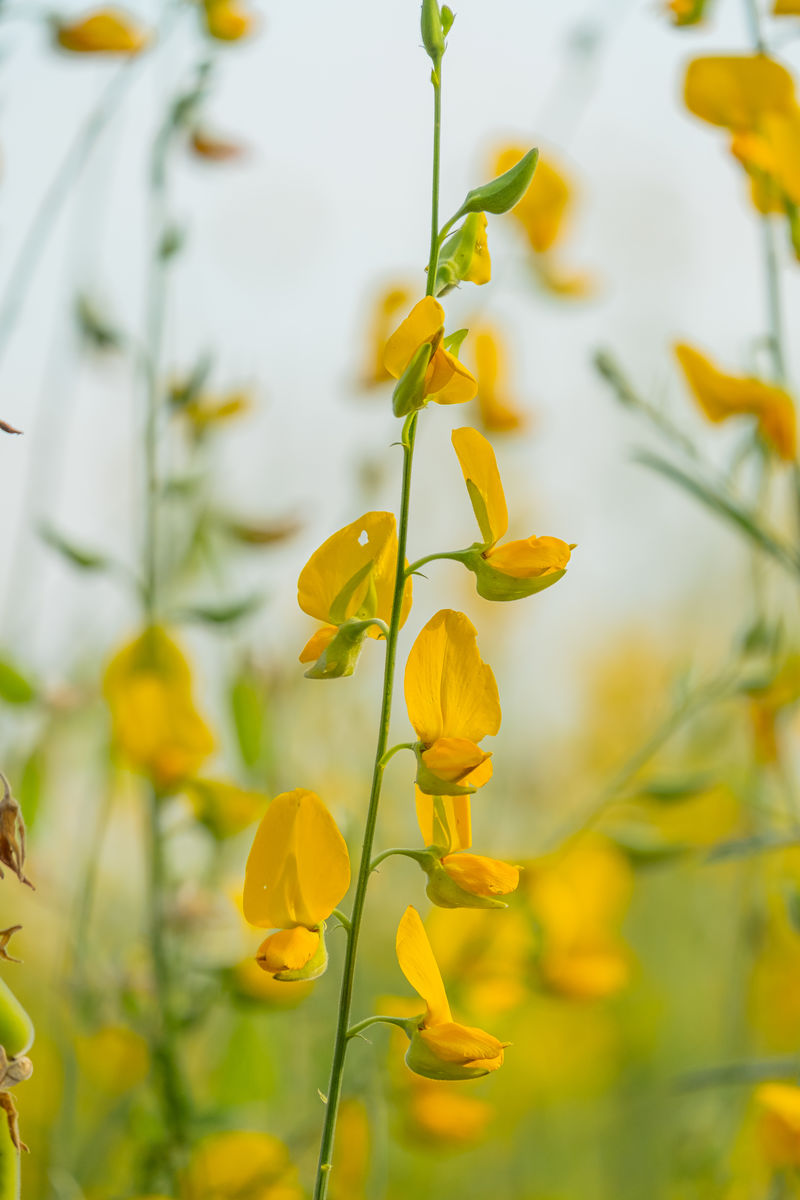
left=493, top=147, right=571, bottom=253
left=441, top=854, right=519, bottom=898
left=451, top=426, right=508, bottom=547
left=55, top=8, right=150, bottom=53
left=415, top=790, right=472, bottom=853
left=404, top=609, right=502, bottom=747
left=420, top=738, right=491, bottom=784
left=243, top=789, right=350, bottom=929
left=473, top=326, right=528, bottom=433
left=419, top=1021, right=508, bottom=1070
left=426, top=350, right=478, bottom=406
left=103, top=627, right=214, bottom=791
left=256, top=926, right=320, bottom=975
left=683, top=55, right=796, bottom=132
left=383, top=297, right=444, bottom=380
left=396, top=905, right=452, bottom=1026
left=485, top=535, right=572, bottom=579
left=297, top=511, right=412, bottom=630
left=299, top=625, right=338, bottom=664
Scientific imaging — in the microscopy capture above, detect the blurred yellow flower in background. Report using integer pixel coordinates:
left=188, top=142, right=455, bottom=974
left=396, top=905, right=509, bottom=1080
left=54, top=8, right=150, bottom=54
left=74, top=1026, right=149, bottom=1097
left=405, top=608, right=501, bottom=794
left=183, top=1130, right=302, bottom=1199
left=470, top=324, right=529, bottom=433
left=330, top=1099, right=370, bottom=1200
left=755, top=1083, right=800, bottom=1167
left=675, top=342, right=797, bottom=460
left=666, top=0, right=713, bottom=26
left=184, top=778, right=266, bottom=839
left=104, top=627, right=215, bottom=791
left=405, top=1077, right=492, bottom=1146
left=243, top=788, right=350, bottom=980
left=202, top=0, right=255, bottom=42
left=359, top=283, right=414, bottom=387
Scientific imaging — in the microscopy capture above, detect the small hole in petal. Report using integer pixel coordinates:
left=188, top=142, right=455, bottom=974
left=358, top=530, right=369, bottom=547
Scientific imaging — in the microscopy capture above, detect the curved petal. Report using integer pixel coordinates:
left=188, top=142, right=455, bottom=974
left=421, top=737, right=491, bottom=784
left=256, top=926, right=320, bottom=974
left=396, top=906, right=452, bottom=1026
left=442, top=853, right=519, bottom=898
left=299, top=624, right=338, bottom=663
left=451, top=427, right=508, bottom=547
left=383, top=297, right=444, bottom=380
left=683, top=55, right=795, bottom=132
left=243, top=789, right=350, bottom=929
left=415, top=790, right=472, bottom=853
left=486, top=535, right=572, bottom=579
left=297, top=511, right=400, bottom=625
left=404, top=609, right=502, bottom=746
left=428, top=352, right=478, bottom=406
left=420, top=1020, right=508, bottom=1070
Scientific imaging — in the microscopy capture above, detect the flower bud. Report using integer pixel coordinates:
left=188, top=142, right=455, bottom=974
left=420, top=0, right=445, bottom=63
left=435, top=213, right=491, bottom=295
left=404, top=1023, right=506, bottom=1081
left=424, top=853, right=519, bottom=910
left=255, top=924, right=328, bottom=982
left=303, top=618, right=378, bottom=679
left=392, top=343, right=433, bottom=418
left=454, top=148, right=539, bottom=219
left=457, top=545, right=568, bottom=602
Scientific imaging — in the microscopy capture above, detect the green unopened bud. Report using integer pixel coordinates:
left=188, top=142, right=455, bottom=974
left=424, top=857, right=508, bottom=909
left=304, top=619, right=378, bottom=679
left=404, top=1025, right=492, bottom=1081
left=392, top=342, right=432, bottom=418
left=457, top=546, right=567, bottom=602
left=420, top=0, right=445, bottom=62
left=413, top=743, right=476, bottom=797
left=454, top=147, right=538, bottom=220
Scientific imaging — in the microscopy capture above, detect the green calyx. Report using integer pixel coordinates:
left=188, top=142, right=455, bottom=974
left=420, top=0, right=445, bottom=63
left=273, top=924, right=329, bottom=983
left=404, top=1027, right=492, bottom=1081
left=0, top=979, right=33, bottom=1060
left=304, top=618, right=386, bottom=680
left=434, top=213, right=487, bottom=295
left=392, top=343, right=432, bottom=418
left=412, top=743, right=476, bottom=797
left=458, top=546, right=568, bottom=602
left=424, top=857, right=508, bottom=910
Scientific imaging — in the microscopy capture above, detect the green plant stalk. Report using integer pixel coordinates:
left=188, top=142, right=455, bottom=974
left=311, top=57, right=444, bottom=1200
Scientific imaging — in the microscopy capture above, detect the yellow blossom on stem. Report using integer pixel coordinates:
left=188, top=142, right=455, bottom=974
left=404, top=609, right=500, bottom=795
left=360, top=283, right=414, bottom=387
left=395, top=905, right=509, bottom=1080
left=54, top=7, right=150, bottom=54
left=755, top=1083, right=800, bottom=1166
left=450, top=426, right=573, bottom=598
left=202, top=0, right=254, bottom=42
left=297, top=511, right=412, bottom=677
left=440, top=854, right=519, bottom=899
left=684, top=55, right=796, bottom=133
left=666, top=0, right=712, bottom=25
left=674, top=342, right=797, bottom=460
left=383, top=296, right=477, bottom=415
left=774, top=0, right=800, bottom=12
left=471, top=324, right=529, bottom=433
left=243, top=789, right=350, bottom=981
left=103, top=627, right=214, bottom=792
left=435, top=213, right=492, bottom=294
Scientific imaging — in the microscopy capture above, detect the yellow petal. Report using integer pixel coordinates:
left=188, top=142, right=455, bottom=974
left=419, top=1021, right=508, bottom=1070
left=299, top=625, right=338, bottom=663
left=421, top=737, right=492, bottom=785
left=463, top=213, right=491, bottom=285
left=761, top=109, right=800, bottom=204
left=451, top=426, right=509, bottom=546
left=360, top=283, right=414, bottom=387
left=203, top=0, right=254, bottom=41
left=56, top=8, right=150, bottom=53
left=383, top=297, right=444, bottom=380
left=404, top=609, right=502, bottom=747
left=441, top=854, right=519, bottom=898
left=256, top=927, right=320, bottom=974
left=185, top=778, right=265, bottom=838
left=103, top=627, right=214, bottom=790
left=774, top=0, right=800, bottom=12
left=184, top=1131, right=299, bottom=1200
left=396, top=905, right=452, bottom=1026
left=683, top=55, right=796, bottom=132
left=757, top=387, right=797, bottom=459
left=427, top=350, right=478, bottom=406
left=415, top=790, right=472, bottom=853
left=297, top=511, right=411, bottom=629
left=485, top=535, right=572, bottom=579
left=243, top=789, right=350, bottom=929
left=756, top=1083, right=800, bottom=1166
left=473, top=326, right=528, bottom=433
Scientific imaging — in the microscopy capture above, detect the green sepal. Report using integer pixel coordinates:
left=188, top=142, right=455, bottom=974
left=442, top=328, right=469, bottom=356
left=420, top=0, right=445, bottom=62
left=392, top=343, right=432, bottom=418
left=457, top=546, right=567, bottom=602
left=328, top=560, right=376, bottom=626
left=404, top=1025, right=492, bottom=1081
left=441, top=5, right=455, bottom=35
left=435, top=214, right=486, bottom=295
left=304, top=618, right=382, bottom=680
left=412, top=743, right=476, bottom=797
left=0, top=977, right=34, bottom=1059
left=273, top=924, right=329, bottom=983
left=424, top=857, right=508, bottom=910
left=452, top=148, right=538, bottom=220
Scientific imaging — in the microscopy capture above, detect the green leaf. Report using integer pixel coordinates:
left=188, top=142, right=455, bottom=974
left=178, top=595, right=262, bottom=626
left=0, top=659, right=37, bottom=705
left=230, top=669, right=266, bottom=769
left=637, top=774, right=714, bottom=803
left=442, top=328, right=469, bottom=356
left=17, top=750, right=43, bottom=831
left=40, top=524, right=110, bottom=571
left=706, top=830, right=800, bottom=863
left=453, top=148, right=538, bottom=219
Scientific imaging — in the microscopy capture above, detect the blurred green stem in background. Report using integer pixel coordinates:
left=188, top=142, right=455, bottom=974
left=311, top=38, right=445, bottom=1200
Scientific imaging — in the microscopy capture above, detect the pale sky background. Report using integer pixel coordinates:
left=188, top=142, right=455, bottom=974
left=1, top=0, right=799, bottom=746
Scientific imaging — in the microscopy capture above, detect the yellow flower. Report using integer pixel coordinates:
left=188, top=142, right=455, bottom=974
left=666, top=0, right=712, bottom=24
left=435, top=213, right=492, bottom=294
left=415, top=789, right=472, bottom=853
left=297, top=511, right=413, bottom=677
left=202, top=0, right=254, bottom=41
left=359, top=283, right=414, bottom=387
left=183, top=1131, right=302, bottom=1199
left=179, top=389, right=251, bottom=432
left=190, top=128, right=246, bottom=162
left=55, top=8, right=150, bottom=54
left=746, top=654, right=800, bottom=763
left=383, top=296, right=478, bottom=412
left=184, top=778, right=265, bottom=839
left=675, top=342, right=796, bottom=460
left=242, top=789, right=350, bottom=981
left=471, top=325, right=528, bottom=433
left=329, top=1099, right=369, bottom=1200
left=683, top=55, right=796, bottom=132
left=396, top=905, right=509, bottom=1080
left=406, top=1078, right=492, bottom=1146
left=439, top=854, right=519, bottom=899
left=755, top=1083, right=800, bottom=1166
left=527, top=838, right=632, bottom=1000
left=104, top=628, right=214, bottom=791
left=451, top=426, right=573, bottom=599
left=774, top=0, right=800, bottom=11
left=74, top=1026, right=149, bottom=1096
left=404, top=609, right=500, bottom=795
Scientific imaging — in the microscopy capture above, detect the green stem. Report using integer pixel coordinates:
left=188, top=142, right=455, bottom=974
left=311, top=54, right=443, bottom=1200
left=346, top=1015, right=415, bottom=1040
left=378, top=742, right=416, bottom=767
left=761, top=216, right=787, bottom=385
left=405, top=549, right=467, bottom=577
left=370, top=847, right=430, bottom=872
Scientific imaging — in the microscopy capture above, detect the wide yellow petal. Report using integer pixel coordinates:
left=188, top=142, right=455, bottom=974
left=473, top=326, right=528, bottom=433
left=243, top=789, right=350, bottom=929
left=774, top=0, right=800, bottom=12
left=299, top=624, right=338, bottom=663
left=683, top=55, right=796, bottom=132
left=421, top=737, right=491, bottom=784
left=451, top=426, right=508, bottom=546
left=441, top=854, right=519, bottom=898
left=56, top=9, right=150, bottom=53
left=419, top=1021, right=508, bottom=1070
left=383, top=297, right=444, bottom=380
left=427, top=351, right=478, bottom=406
left=404, top=609, right=502, bottom=747
left=485, top=535, right=572, bottom=579
left=256, top=927, right=320, bottom=974
left=415, top=790, right=472, bottom=853
left=297, top=511, right=410, bottom=628
left=396, top=905, right=452, bottom=1025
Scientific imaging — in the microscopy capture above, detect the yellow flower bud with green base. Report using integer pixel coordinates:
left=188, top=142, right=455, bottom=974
left=434, top=213, right=491, bottom=295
